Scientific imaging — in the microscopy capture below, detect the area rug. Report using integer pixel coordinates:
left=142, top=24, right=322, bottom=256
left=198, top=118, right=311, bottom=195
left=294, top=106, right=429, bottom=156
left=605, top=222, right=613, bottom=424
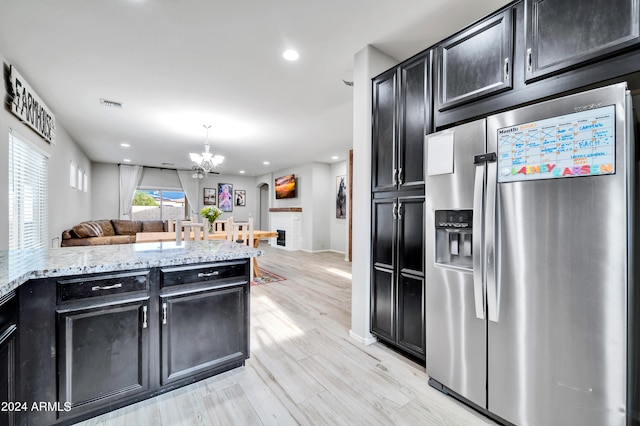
left=251, top=269, right=286, bottom=286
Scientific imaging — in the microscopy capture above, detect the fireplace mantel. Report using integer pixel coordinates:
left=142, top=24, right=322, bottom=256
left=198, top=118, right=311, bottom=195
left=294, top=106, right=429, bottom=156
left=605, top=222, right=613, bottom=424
left=269, top=208, right=302, bottom=212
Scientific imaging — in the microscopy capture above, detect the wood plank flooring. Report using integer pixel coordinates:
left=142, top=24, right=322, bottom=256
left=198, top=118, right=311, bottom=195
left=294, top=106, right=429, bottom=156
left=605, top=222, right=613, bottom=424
left=75, top=245, right=496, bottom=426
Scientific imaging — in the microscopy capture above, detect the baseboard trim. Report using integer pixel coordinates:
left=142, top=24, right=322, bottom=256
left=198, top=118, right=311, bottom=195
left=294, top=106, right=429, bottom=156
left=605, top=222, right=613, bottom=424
left=349, top=330, right=377, bottom=345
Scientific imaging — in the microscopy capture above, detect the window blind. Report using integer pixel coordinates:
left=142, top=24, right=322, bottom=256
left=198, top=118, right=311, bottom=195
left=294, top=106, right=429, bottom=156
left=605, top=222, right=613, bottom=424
left=8, top=130, right=48, bottom=250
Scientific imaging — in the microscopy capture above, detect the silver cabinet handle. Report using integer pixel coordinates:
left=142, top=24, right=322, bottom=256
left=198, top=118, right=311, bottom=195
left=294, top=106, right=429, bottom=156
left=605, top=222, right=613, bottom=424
left=472, top=164, right=486, bottom=320
left=392, top=168, right=398, bottom=186
left=142, top=305, right=148, bottom=329
left=397, top=202, right=403, bottom=220
left=392, top=202, right=398, bottom=220
left=398, top=168, right=404, bottom=185
left=91, top=283, right=122, bottom=291
left=198, top=271, right=219, bottom=278
left=162, top=303, right=167, bottom=325
left=526, top=48, right=532, bottom=73
left=503, top=57, right=509, bottom=81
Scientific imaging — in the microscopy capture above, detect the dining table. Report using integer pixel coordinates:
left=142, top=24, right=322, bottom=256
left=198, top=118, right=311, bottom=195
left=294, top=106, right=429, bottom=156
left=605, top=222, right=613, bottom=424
left=135, top=229, right=278, bottom=278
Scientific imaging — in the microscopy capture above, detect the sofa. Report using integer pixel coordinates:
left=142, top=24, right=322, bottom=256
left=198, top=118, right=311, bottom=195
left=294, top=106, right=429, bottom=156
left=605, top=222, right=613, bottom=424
left=61, top=219, right=168, bottom=247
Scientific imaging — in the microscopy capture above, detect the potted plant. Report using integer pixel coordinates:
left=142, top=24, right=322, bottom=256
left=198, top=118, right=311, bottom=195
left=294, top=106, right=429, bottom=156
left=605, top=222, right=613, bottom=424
left=200, top=206, right=223, bottom=231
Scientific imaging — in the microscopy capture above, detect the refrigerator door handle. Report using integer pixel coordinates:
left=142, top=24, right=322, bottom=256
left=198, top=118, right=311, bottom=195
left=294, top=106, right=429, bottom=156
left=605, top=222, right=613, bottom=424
left=485, top=159, right=499, bottom=322
left=472, top=163, right=485, bottom=320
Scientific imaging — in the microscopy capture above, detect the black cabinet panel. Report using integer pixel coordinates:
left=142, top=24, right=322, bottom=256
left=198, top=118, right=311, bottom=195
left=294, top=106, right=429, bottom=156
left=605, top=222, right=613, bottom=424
left=57, top=299, right=150, bottom=418
left=372, top=69, right=397, bottom=192
left=399, top=54, right=429, bottom=189
left=397, top=197, right=425, bottom=276
left=372, top=199, right=395, bottom=268
left=525, top=0, right=640, bottom=81
left=0, top=324, right=17, bottom=426
left=397, top=274, right=425, bottom=357
left=371, top=267, right=394, bottom=340
left=438, top=9, right=513, bottom=110
left=161, top=285, right=247, bottom=385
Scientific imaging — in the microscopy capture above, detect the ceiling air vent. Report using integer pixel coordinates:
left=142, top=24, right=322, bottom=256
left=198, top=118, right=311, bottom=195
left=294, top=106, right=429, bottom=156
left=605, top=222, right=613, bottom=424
left=99, top=98, right=123, bottom=108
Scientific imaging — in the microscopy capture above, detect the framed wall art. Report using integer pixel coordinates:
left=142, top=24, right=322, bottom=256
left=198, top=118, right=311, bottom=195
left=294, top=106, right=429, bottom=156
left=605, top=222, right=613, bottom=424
left=203, top=188, right=216, bottom=205
left=218, top=183, right=233, bottom=212
left=234, top=190, right=246, bottom=206
left=336, top=175, right=346, bottom=219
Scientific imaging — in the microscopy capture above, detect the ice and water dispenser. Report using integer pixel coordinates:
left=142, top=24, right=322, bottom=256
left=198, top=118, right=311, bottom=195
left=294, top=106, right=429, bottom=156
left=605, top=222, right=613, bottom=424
left=434, top=210, right=473, bottom=270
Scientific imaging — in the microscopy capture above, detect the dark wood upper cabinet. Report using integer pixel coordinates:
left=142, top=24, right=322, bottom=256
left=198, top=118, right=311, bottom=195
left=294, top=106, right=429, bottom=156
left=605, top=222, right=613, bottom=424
left=398, top=55, right=428, bottom=190
left=372, top=69, right=397, bottom=193
left=372, top=52, right=430, bottom=193
left=525, top=0, right=640, bottom=81
left=437, top=8, right=514, bottom=110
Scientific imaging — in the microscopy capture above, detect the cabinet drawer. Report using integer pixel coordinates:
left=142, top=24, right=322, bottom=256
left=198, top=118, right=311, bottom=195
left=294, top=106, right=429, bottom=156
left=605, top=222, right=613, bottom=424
left=160, top=261, right=248, bottom=288
left=57, top=271, right=150, bottom=302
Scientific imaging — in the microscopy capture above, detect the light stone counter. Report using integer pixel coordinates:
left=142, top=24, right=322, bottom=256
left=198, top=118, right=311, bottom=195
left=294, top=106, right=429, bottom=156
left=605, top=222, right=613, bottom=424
left=0, top=240, right=262, bottom=297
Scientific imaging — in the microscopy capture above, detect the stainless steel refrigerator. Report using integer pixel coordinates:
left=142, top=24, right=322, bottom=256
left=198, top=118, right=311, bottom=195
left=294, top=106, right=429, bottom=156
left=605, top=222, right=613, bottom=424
left=425, top=82, right=639, bottom=425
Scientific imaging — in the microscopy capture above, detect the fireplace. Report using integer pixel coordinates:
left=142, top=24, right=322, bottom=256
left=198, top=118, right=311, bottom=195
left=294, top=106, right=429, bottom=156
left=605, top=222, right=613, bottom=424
left=276, top=230, right=286, bottom=246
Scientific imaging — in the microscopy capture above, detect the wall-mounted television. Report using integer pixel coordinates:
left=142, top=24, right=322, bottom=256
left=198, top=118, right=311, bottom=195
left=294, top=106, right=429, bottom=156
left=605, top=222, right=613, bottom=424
left=275, top=174, right=296, bottom=199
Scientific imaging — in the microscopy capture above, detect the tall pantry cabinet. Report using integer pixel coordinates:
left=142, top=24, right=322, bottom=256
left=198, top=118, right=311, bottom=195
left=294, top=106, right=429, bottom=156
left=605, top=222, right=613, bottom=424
left=370, top=51, right=430, bottom=360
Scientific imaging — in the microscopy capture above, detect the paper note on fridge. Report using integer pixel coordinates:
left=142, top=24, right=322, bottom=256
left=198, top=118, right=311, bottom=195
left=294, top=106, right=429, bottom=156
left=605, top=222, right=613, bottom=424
left=497, top=105, right=616, bottom=183
left=427, top=132, right=454, bottom=176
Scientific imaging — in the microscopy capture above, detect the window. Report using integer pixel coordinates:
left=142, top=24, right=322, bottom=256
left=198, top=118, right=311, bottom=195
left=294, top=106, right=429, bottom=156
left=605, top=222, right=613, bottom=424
left=9, top=131, right=48, bottom=249
left=131, top=189, right=189, bottom=222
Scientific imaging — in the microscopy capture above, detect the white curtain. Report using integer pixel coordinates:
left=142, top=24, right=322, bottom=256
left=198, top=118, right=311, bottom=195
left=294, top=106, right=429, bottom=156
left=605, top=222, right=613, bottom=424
left=119, top=164, right=143, bottom=219
left=177, top=170, right=200, bottom=221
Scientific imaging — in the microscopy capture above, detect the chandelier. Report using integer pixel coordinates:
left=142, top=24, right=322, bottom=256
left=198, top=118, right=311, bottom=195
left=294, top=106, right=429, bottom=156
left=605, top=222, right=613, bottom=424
left=190, top=125, right=224, bottom=178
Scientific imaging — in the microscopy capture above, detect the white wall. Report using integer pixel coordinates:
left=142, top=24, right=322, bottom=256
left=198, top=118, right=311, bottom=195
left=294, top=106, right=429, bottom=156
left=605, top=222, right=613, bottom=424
left=91, top=162, right=119, bottom=219
left=350, top=45, right=399, bottom=344
left=0, top=52, right=92, bottom=249
left=330, top=161, right=348, bottom=254
left=311, top=163, right=331, bottom=252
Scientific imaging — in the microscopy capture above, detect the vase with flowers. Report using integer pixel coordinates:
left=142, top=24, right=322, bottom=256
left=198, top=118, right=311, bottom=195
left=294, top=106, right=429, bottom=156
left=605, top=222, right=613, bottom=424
left=200, top=206, right=222, bottom=232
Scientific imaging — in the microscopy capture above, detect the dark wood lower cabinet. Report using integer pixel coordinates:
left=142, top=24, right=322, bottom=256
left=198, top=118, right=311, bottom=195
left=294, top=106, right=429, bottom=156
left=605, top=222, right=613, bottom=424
left=371, top=196, right=425, bottom=360
left=56, top=298, right=150, bottom=420
left=161, top=285, right=248, bottom=385
left=17, top=259, right=250, bottom=425
left=0, top=324, right=17, bottom=426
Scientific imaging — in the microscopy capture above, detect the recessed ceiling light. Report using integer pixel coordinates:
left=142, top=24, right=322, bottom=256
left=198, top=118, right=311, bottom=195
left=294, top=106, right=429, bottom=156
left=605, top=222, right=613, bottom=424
left=121, top=143, right=130, bottom=148
left=263, top=161, right=270, bottom=165
left=239, top=170, right=245, bottom=174
left=282, top=50, right=299, bottom=61
left=100, top=98, right=123, bottom=108
left=123, top=159, right=131, bottom=162
left=332, top=156, right=339, bottom=160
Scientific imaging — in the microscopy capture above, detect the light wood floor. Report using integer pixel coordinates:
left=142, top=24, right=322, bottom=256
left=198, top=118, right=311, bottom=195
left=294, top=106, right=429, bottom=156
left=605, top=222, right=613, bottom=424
left=75, top=245, right=496, bottom=426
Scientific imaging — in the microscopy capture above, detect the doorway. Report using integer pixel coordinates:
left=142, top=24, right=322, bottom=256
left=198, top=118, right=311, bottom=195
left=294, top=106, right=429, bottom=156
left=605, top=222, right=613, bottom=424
left=258, top=183, right=269, bottom=232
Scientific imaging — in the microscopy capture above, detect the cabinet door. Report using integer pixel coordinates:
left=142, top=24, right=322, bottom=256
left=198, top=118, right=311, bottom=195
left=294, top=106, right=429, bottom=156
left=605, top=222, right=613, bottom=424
left=437, top=9, right=513, bottom=110
left=397, top=197, right=425, bottom=277
left=371, top=199, right=397, bottom=340
left=525, top=0, right=640, bottom=81
left=398, top=53, right=429, bottom=190
left=396, top=197, right=425, bottom=358
left=57, top=299, right=150, bottom=417
left=0, top=325, right=17, bottom=426
left=161, top=285, right=248, bottom=385
left=372, top=69, right=398, bottom=192
left=397, top=274, right=425, bottom=358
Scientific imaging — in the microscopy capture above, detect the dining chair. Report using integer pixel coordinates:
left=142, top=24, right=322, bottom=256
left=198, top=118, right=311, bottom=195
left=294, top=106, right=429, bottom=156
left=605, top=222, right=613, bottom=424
left=175, top=219, right=207, bottom=243
left=213, top=216, right=233, bottom=232
left=227, top=217, right=253, bottom=246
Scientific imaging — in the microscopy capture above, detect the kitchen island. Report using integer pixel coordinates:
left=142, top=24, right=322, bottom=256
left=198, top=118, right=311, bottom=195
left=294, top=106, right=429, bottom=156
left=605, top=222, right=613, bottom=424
left=1, top=240, right=261, bottom=426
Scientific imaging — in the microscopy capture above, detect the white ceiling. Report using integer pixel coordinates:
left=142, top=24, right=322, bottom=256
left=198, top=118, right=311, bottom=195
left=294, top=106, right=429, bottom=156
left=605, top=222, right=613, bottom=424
left=0, top=0, right=511, bottom=176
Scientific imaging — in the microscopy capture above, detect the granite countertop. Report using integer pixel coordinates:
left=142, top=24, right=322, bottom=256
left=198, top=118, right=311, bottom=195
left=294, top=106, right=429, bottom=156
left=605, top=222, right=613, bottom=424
left=0, top=240, right=262, bottom=297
